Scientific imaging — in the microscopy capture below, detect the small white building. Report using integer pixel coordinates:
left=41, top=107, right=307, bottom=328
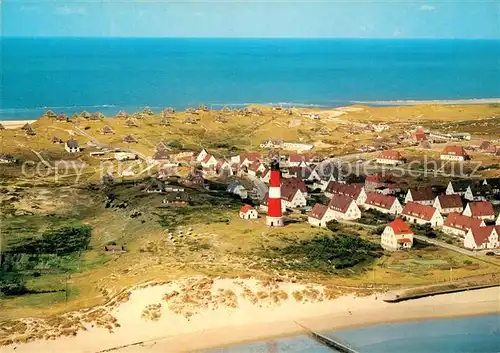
left=462, top=201, right=496, bottom=221
left=65, top=139, right=80, bottom=153
left=445, top=180, right=472, bottom=197
left=442, top=212, right=485, bottom=238
left=440, top=145, right=469, bottom=161
left=239, top=205, right=258, bottom=220
left=307, top=203, right=335, bottom=228
left=328, top=194, right=361, bottom=221
left=364, top=192, right=403, bottom=215
left=381, top=219, right=414, bottom=251
left=376, top=150, right=404, bottom=165
left=401, top=202, right=444, bottom=227
left=464, top=226, right=499, bottom=250
left=433, top=194, right=464, bottom=214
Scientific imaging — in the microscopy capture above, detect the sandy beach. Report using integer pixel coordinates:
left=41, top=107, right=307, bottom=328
left=2, top=277, right=499, bottom=353
left=0, top=120, right=37, bottom=129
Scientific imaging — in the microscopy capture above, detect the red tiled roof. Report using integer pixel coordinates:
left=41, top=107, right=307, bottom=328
left=402, top=202, right=437, bottom=221
left=288, top=166, right=313, bottom=179
left=441, top=145, right=468, bottom=157
left=325, top=182, right=363, bottom=199
left=365, top=192, right=397, bottom=210
left=216, top=159, right=228, bottom=170
left=436, top=194, right=463, bottom=209
left=468, top=226, right=495, bottom=246
left=281, top=186, right=299, bottom=202
left=466, top=201, right=495, bottom=217
left=378, top=150, right=403, bottom=161
left=388, top=219, right=413, bottom=235
left=240, top=205, right=255, bottom=214
left=201, top=153, right=213, bottom=163
left=328, top=194, right=355, bottom=214
left=289, top=154, right=311, bottom=163
left=444, top=212, right=483, bottom=231
left=282, top=178, right=307, bottom=193
left=308, top=203, right=329, bottom=220
left=240, top=152, right=261, bottom=162
left=249, top=161, right=263, bottom=172
left=415, top=130, right=426, bottom=141
left=408, top=187, right=435, bottom=202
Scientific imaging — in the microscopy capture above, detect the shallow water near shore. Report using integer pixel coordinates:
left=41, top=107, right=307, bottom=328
left=206, top=314, right=500, bottom=353
left=2, top=38, right=500, bottom=120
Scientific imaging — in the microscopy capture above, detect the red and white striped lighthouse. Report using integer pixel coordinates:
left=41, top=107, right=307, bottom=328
left=266, top=160, right=284, bottom=227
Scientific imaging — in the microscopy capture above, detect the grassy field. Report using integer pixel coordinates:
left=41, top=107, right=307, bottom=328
left=1, top=103, right=500, bottom=321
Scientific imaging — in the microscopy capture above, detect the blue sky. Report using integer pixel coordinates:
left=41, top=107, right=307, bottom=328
left=2, top=0, right=499, bottom=38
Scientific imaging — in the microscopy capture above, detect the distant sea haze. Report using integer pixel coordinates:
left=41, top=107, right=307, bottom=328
left=1, top=38, right=500, bottom=120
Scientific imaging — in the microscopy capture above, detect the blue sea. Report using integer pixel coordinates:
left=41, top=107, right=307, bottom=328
left=206, top=314, right=500, bottom=353
left=1, top=38, right=499, bottom=120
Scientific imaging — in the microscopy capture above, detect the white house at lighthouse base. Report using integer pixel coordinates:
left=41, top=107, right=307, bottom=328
left=266, top=216, right=284, bottom=227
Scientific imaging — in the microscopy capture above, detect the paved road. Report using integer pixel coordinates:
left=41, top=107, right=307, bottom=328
left=246, top=174, right=269, bottom=200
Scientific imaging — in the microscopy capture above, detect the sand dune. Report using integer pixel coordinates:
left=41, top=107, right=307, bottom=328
left=2, top=277, right=499, bottom=353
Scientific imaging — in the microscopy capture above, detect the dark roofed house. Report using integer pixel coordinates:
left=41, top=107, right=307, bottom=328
left=144, top=179, right=166, bottom=193
left=44, top=109, right=57, bottom=118
left=307, top=203, right=334, bottom=227
left=163, top=192, right=189, bottom=207
left=364, top=192, right=402, bottom=215
left=446, top=180, right=473, bottom=196
left=159, top=119, right=171, bottom=126
left=153, top=150, right=171, bottom=162
left=327, top=194, right=361, bottom=220
left=56, top=114, right=68, bottom=122
left=143, top=106, right=154, bottom=115
left=104, top=245, right=127, bottom=252
left=123, top=135, right=137, bottom=143
left=324, top=181, right=366, bottom=205
left=183, top=117, right=198, bottom=124
left=65, top=138, right=80, bottom=153
left=433, top=194, right=463, bottom=214
left=405, top=187, right=435, bottom=206
left=90, top=112, right=104, bottom=120
left=80, top=110, right=92, bottom=119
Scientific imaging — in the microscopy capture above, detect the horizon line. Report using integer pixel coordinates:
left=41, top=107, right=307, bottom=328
left=2, top=36, right=500, bottom=40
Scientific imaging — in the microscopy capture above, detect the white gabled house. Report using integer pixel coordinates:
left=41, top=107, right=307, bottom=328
left=462, top=201, right=496, bottom=221
left=248, top=161, right=266, bottom=176
left=307, top=203, right=335, bottom=228
left=260, top=168, right=271, bottom=184
left=328, top=194, right=361, bottom=221
left=65, top=139, right=80, bottom=153
left=381, top=219, right=414, bottom=251
left=364, top=192, right=403, bottom=215
left=433, top=194, right=464, bottom=214
left=446, top=180, right=472, bottom=197
left=401, top=202, right=444, bottom=227
left=441, top=212, right=485, bottom=238
left=281, top=187, right=307, bottom=209
left=200, top=153, right=218, bottom=168
left=239, top=205, right=258, bottom=220
left=196, top=148, right=208, bottom=162
left=464, top=226, right=499, bottom=250
left=405, top=187, right=435, bottom=206
left=324, top=181, right=367, bottom=206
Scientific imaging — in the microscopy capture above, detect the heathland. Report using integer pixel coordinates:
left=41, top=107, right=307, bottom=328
left=1, top=103, right=500, bottom=350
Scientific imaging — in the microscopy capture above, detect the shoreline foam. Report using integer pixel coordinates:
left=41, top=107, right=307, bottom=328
left=1, top=278, right=498, bottom=353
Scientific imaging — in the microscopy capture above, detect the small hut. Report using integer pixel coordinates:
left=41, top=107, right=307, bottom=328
left=123, top=135, right=137, bottom=143
left=102, top=125, right=114, bottom=134
left=0, top=122, right=5, bottom=130
left=21, top=123, right=32, bottom=130
left=197, top=104, right=209, bottom=112
left=90, top=112, right=104, bottom=120
left=215, top=115, right=228, bottom=123
left=56, top=114, right=68, bottom=122
left=125, top=118, right=138, bottom=127
left=185, top=107, right=198, bottom=114
left=143, top=106, right=154, bottom=115
left=183, top=117, right=198, bottom=125
left=318, top=128, right=329, bottom=135
left=159, top=119, right=171, bottom=126
left=80, top=110, right=92, bottom=119
left=51, top=136, right=63, bottom=144
left=116, top=110, right=129, bottom=119
left=44, top=110, right=57, bottom=118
